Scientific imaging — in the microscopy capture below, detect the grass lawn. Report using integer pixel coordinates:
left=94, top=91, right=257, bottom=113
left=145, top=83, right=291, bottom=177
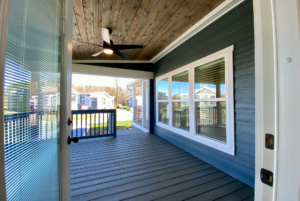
left=90, top=120, right=132, bottom=130
left=4, top=111, right=17, bottom=115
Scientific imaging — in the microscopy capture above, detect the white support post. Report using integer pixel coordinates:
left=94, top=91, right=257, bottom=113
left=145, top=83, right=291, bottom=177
left=132, top=87, right=136, bottom=121
left=142, top=82, right=146, bottom=127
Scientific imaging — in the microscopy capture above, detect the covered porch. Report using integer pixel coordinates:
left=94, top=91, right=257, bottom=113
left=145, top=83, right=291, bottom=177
left=71, top=127, right=254, bottom=201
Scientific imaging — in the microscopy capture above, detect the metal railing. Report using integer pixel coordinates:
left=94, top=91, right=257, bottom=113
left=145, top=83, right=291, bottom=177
left=71, top=109, right=116, bottom=139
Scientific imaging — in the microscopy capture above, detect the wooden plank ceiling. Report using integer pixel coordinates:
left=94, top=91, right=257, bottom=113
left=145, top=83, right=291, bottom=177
left=72, top=0, right=225, bottom=60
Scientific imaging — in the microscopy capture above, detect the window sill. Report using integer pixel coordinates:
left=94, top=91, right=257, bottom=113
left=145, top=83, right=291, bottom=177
left=156, top=122, right=235, bottom=156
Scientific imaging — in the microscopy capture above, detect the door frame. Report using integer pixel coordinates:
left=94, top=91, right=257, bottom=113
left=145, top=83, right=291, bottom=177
left=0, top=0, right=11, bottom=200
left=60, top=0, right=73, bottom=200
left=0, top=0, right=74, bottom=200
left=254, top=0, right=300, bottom=200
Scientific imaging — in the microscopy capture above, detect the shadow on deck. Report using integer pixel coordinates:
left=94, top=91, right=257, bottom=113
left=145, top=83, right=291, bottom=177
left=71, top=126, right=254, bottom=201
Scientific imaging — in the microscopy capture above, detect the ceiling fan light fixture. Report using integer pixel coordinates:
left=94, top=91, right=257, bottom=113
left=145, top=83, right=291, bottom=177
left=103, top=48, right=113, bottom=54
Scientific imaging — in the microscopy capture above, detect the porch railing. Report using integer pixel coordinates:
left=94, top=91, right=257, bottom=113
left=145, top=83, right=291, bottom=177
left=4, top=110, right=60, bottom=145
left=134, top=105, right=142, bottom=122
left=71, top=109, right=116, bottom=139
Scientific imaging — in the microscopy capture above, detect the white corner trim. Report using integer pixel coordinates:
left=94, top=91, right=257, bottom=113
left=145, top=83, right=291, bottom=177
left=132, top=122, right=149, bottom=133
left=72, top=60, right=151, bottom=64
left=150, top=0, right=244, bottom=63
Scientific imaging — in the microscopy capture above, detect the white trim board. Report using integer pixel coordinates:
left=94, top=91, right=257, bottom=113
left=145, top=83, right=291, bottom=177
left=71, top=0, right=244, bottom=64
left=72, top=60, right=151, bottom=64
left=127, top=79, right=145, bottom=87
left=72, top=64, right=153, bottom=79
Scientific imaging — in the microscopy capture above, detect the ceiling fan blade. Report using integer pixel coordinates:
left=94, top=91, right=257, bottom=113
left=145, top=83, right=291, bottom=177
left=112, top=45, right=143, bottom=50
left=101, top=28, right=111, bottom=46
left=92, top=50, right=103, bottom=57
left=113, top=50, right=129, bottom=59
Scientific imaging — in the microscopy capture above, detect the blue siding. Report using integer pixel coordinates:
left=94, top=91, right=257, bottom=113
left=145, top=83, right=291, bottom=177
left=153, top=0, right=255, bottom=187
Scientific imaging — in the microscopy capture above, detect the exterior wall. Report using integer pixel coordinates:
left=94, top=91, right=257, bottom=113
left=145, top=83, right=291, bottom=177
left=153, top=0, right=255, bottom=187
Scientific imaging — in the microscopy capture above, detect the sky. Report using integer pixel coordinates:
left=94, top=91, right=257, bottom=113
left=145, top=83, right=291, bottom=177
left=72, top=74, right=137, bottom=88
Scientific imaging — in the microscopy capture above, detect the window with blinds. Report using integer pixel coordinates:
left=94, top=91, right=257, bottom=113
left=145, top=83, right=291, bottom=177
left=156, top=46, right=234, bottom=155
left=172, top=71, right=189, bottom=100
left=195, top=58, right=225, bottom=99
left=3, top=0, right=62, bottom=200
left=195, top=58, right=227, bottom=142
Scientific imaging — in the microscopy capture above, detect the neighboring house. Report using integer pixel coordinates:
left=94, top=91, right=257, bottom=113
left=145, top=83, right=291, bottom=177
left=126, top=97, right=132, bottom=108
left=71, top=88, right=78, bottom=110
left=158, top=92, right=168, bottom=100
left=31, top=93, right=60, bottom=112
left=77, top=92, right=114, bottom=109
left=127, top=96, right=142, bottom=109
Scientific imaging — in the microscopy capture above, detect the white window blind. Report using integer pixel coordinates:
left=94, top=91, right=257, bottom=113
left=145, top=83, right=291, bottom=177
left=3, top=0, right=62, bottom=200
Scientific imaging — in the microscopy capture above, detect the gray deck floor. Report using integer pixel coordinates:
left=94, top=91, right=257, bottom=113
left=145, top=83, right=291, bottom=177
left=71, top=127, right=254, bottom=201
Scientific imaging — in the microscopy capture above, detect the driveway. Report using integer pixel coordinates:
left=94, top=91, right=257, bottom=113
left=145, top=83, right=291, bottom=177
left=116, top=109, right=132, bottom=121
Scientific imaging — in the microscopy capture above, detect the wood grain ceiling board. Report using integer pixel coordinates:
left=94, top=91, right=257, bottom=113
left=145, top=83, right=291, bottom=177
left=72, top=0, right=225, bottom=61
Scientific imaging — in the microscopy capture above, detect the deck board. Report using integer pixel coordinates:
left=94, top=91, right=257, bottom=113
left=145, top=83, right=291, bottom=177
left=71, top=127, right=254, bottom=201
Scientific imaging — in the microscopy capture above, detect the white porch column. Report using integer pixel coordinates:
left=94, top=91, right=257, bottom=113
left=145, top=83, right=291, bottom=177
left=142, top=82, right=146, bottom=127
left=132, top=86, right=136, bottom=121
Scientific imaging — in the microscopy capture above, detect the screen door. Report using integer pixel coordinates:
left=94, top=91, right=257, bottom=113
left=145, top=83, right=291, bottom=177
left=3, top=0, right=62, bottom=200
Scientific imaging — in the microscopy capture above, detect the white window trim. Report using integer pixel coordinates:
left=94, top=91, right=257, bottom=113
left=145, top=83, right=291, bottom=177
left=156, top=45, right=235, bottom=155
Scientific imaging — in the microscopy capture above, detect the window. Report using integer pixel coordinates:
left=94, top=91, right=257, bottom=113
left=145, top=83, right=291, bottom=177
left=157, top=78, right=169, bottom=124
left=158, top=78, right=168, bottom=100
left=195, top=58, right=226, bottom=142
left=172, top=71, right=190, bottom=131
left=156, top=46, right=234, bottom=155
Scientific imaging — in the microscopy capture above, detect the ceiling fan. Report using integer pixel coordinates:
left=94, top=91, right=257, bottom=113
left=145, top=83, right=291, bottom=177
left=73, top=28, right=143, bottom=59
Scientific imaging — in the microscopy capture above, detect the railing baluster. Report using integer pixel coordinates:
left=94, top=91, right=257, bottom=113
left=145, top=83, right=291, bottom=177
left=102, top=113, right=104, bottom=135
left=110, top=112, right=112, bottom=134
left=89, top=114, right=91, bottom=136
left=107, top=113, right=108, bottom=134
left=76, top=114, right=78, bottom=137
left=98, top=113, right=100, bottom=135
left=94, top=113, right=96, bottom=135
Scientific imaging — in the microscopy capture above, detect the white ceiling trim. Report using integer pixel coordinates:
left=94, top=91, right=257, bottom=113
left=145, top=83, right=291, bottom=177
left=72, top=0, right=244, bottom=64
left=127, top=79, right=145, bottom=87
left=150, top=0, right=245, bottom=63
left=72, top=64, right=153, bottom=79
left=72, top=60, right=151, bottom=64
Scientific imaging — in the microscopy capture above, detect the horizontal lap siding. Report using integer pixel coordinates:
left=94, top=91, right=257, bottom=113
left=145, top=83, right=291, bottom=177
left=153, top=0, right=255, bottom=187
